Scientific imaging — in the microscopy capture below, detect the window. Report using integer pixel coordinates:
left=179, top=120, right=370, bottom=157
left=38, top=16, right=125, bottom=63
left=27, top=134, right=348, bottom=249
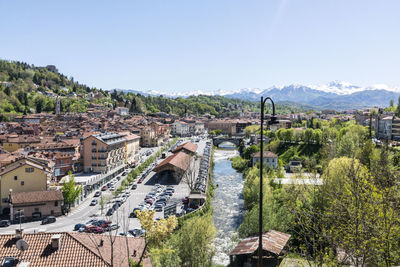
left=14, top=176, right=17, bottom=180
left=55, top=201, right=58, bottom=207
left=25, top=168, right=34, bottom=173
left=21, top=181, right=24, bottom=186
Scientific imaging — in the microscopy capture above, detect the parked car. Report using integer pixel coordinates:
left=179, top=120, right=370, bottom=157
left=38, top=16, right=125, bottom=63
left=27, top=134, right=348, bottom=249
left=106, top=224, right=120, bottom=231
left=101, top=186, right=108, bottom=191
left=154, top=205, right=163, bottom=212
left=41, top=216, right=56, bottom=225
left=106, top=208, right=114, bottom=216
left=130, top=207, right=143, bottom=218
left=137, top=178, right=143, bottom=184
left=166, top=188, right=175, bottom=193
left=145, top=198, right=155, bottom=205
left=128, top=228, right=145, bottom=237
left=90, top=199, right=98, bottom=206
left=74, top=223, right=86, bottom=231
left=0, top=220, right=10, bottom=227
left=92, top=226, right=105, bottom=234
left=32, top=211, right=42, bottom=220
left=110, top=186, right=116, bottom=191
left=94, top=191, right=101, bottom=197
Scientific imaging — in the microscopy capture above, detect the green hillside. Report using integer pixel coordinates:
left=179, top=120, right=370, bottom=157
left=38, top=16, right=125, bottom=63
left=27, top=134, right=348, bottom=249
left=0, top=60, right=312, bottom=121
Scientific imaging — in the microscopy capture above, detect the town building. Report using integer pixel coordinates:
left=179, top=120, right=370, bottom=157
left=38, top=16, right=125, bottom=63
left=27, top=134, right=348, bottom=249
left=115, top=107, right=129, bottom=116
left=207, top=120, right=236, bottom=135
left=9, top=190, right=64, bottom=220
left=251, top=151, right=278, bottom=168
left=172, top=142, right=198, bottom=156
left=82, top=133, right=126, bottom=173
left=52, top=153, right=74, bottom=180
left=153, top=151, right=193, bottom=183
left=118, top=131, right=140, bottom=165
left=171, top=121, right=190, bottom=136
left=374, top=116, right=393, bottom=140
left=0, top=158, right=49, bottom=216
left=229, top=230, right=291, bottom=267
left=2, top=135, right=41, bottom=152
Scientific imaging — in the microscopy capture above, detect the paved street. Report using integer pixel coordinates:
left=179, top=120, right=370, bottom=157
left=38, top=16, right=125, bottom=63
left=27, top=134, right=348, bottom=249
left=0, top=137, right=209, bottom=236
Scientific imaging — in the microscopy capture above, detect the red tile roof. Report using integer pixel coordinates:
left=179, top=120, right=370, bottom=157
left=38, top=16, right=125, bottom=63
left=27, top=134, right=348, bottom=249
left=10, top=190, right=64, bottom=205
left=229, top=230, right=291, bottom=256
left=0, top=232, right=152, bottom=267
left=251, top=151, right=278, bottom=158
left=172, top=142, right=198, bottom=154
left=153, top=151, right=192, bottom=173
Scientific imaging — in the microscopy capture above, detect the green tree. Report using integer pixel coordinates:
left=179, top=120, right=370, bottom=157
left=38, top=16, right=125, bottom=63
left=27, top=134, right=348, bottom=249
left=171, top=215, right=216, bottom=267
left=61, top=172, right=82, bottom=210
left=323, top=157, right=381, bottom=265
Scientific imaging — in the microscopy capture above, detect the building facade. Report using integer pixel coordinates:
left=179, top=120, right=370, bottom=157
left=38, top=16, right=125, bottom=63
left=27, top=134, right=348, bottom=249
left=82, top=133, right=126, bottom=173
left=0, top=158, right=49, bottom=215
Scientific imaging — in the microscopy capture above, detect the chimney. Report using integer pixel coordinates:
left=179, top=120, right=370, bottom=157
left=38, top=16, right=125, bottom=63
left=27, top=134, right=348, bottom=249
left=51, top=234, right=62, bottom=250
left=15, top=228, right=24, bottom=239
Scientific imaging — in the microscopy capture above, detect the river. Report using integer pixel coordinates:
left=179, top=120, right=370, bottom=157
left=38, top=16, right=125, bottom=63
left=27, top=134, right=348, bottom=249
left=212, top=147, right=245, bottom=266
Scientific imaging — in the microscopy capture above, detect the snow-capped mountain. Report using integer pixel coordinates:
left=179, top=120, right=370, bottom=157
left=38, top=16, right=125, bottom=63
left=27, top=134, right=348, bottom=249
left=113, top=81, right=400, bottom=110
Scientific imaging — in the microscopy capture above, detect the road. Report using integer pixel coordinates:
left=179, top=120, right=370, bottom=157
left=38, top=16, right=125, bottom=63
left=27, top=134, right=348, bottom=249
left=0, top=137, right=209, bottom=235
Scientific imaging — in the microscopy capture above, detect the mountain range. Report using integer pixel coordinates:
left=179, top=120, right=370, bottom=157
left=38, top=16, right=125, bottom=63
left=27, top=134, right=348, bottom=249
left=114, top=81, right=400, bottom=110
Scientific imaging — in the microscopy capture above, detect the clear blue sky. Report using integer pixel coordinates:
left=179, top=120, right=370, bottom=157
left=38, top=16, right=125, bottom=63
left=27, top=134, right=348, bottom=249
left=1, top=0, right=400, bottom=93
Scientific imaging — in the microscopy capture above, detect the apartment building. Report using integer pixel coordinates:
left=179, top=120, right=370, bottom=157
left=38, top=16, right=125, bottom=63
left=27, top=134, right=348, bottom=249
left=0, top=158, right=49, bottom=215
left=118, top=131, right=140, bottom=164
left=171, top=121, right=190, bottom=136
left=82, top=133, right=126, bottom=173
left=207, top=120, right=236, bottom=135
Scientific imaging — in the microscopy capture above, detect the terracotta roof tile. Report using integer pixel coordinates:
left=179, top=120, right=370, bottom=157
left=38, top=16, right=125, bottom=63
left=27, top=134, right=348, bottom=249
left=11, top=190, right=63, bottom=205
left=172, top=142, right=198, bottom=154
left=230, top=230, right=291, bottom=256
left=251, top=151, right=278, bottom=158
left=153, top=151, right=192, bottom=172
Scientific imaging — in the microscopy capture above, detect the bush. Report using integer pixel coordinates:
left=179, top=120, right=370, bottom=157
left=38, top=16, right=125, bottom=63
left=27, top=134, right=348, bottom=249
left=231, top=156, right=249, bottom=172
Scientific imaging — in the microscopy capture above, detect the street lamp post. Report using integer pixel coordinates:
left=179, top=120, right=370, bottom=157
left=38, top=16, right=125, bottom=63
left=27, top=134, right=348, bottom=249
left=258, top=96, right=277, bottom=267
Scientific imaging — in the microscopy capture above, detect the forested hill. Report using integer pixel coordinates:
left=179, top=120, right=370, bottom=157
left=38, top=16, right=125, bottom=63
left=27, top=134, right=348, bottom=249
left=0, top=60, right=311, bottom=120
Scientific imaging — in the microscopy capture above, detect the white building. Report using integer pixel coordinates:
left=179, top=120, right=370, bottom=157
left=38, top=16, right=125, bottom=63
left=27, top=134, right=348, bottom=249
left=251, top=151, right=278, bottom=169
left=171, top=121, right=190, bottom=136
left=116, top=107, right=129, bottom=116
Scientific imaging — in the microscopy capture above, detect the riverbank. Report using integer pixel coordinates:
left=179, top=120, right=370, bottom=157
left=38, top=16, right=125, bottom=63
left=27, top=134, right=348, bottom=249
left=212, top=148, right=244, bottom=266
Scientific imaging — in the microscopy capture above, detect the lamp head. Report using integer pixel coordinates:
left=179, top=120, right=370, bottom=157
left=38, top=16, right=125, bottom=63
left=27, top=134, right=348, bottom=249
left=268, top=116, right=279, bottom=125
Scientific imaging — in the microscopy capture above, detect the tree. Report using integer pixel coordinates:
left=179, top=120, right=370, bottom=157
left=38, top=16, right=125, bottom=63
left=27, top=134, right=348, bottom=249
left=135, top=210, right=178, bottom=266
left=61, top=172, right=82, bottom=210
left=390, top=99, right=394, bottom=107
left=243, top=144, right=260, bottom=160
left=99, top=195, right=111, bottom=215
left=370, top=148, right=400, bottom=266
left=182, top=158, right=197, bottom=192
left=396, top=96, right=400, bottom=116
left=323, top=157, right=380, bottom=265
left=171, top=215, right=216, bottom=266
left=304, top=128, right=314, bottom=144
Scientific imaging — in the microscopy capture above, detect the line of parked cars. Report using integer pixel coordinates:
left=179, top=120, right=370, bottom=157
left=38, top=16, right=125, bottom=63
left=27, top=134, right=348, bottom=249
left=193, top=142, right=211, bottom=193
left=129, top=184, right=175, bottom=218
left=74, top=219, right=118, bottom=234
left=106, top=190, right=131, bottom=216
